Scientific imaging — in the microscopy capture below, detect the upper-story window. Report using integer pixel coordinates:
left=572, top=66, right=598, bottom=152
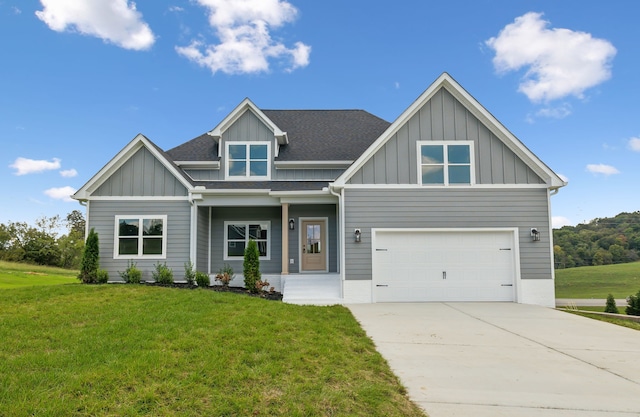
left=226, top=142, right=270, bottom=180
left=418, top=141, right=474, bottom=185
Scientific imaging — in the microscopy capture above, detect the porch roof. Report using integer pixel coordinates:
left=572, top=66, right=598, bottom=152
left=193, top=181, right=330, bottom=191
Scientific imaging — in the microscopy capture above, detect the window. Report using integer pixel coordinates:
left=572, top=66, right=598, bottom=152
left=224, top=221, right=270, bottom=260
left=114, top=215, right=167, bottom=259
left=418, top=141, right=474, bottom=185
left=226, top=142, right=270, bottom=179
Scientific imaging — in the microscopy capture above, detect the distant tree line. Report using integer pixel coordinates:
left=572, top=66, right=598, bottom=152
left=0, top=210, right=85, bottom=269
left=553, top=211, right=640, bottom=269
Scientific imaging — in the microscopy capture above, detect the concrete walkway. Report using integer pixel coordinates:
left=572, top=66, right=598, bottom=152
left=347, top=303, right=640, bottom=417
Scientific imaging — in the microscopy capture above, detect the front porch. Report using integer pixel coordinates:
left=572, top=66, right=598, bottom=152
left=282, top=273, right=342, bottom=305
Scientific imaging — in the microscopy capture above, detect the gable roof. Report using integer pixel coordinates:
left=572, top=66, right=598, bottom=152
left=334, top=73, right=567, bottom=189
left=73, top=134, right=193, bottom=200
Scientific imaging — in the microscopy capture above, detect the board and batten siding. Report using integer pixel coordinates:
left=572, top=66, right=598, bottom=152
left=347, top=88, right=544, bottom=186
left=209, top=207, right=282, bottom=275
left=88, top=200, right=191, bottom=282
left=343, top=188, right=552, bottom=281
left=196, top=206, right=209, bottom=273
left=93, top=147, right=187, bottom=197
left=288, top=204, right=338, bottom=273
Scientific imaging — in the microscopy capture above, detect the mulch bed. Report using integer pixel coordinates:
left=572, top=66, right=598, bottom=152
left=142, top=282, right=283, bottom=301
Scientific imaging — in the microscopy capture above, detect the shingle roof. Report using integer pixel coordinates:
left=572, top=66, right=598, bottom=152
left=165, top=109, right=390, bottom=162
left=193, top=181, right=329, bottom=191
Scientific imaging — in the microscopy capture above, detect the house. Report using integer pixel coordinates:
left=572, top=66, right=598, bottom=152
left=73, top=73, right=566, bottom=307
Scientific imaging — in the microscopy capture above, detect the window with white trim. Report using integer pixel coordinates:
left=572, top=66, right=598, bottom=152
left=224, top=221, right=270, bottom=260
left=226, top=142, right=270, bottom=180
left=114, top=215, right=167, bottom=258
left=418, top=141, right=474, bottom=185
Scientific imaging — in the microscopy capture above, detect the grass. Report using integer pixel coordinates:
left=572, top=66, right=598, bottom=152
left=0, top=284, right=426, bottom=416
left=0, top=260, right=78, bottom=288
left=554, top=261, right=640, bottom=299
left=563, top=310, right=640, bottom=331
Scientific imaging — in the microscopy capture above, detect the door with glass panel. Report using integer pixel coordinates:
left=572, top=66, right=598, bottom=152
left=301, top=220, right=327, bottom=272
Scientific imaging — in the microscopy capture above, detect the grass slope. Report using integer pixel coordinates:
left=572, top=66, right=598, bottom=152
left=0, top=260, right=77, bottom=288
left=555, top=262, right=640, bottom=299
left=0, top=285, right=425, bottom=417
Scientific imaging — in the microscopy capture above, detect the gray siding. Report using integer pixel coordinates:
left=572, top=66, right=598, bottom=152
left=209, top=207, right=282, bottom=274
left=196, top=206, right=209, bottom=273
left=288, top=204, right=338, bottom=273
left=88, top=200, right=191, bottom=282
left=94, top=147, right=187, bottom=196
left=348, top=88, right=544, bottom=185
left=344, top=188, right=552, bottom=281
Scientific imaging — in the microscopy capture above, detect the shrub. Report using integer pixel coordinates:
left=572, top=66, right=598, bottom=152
left=152, top=262, right=174, bottom=285
left=215, top=263, right=234, bottom=288
left=604, top=294, right=619, bottom=314
left=119, top=260, right=142, bottom=284
left=184, top=260, right=196, bottom=286
left=255, top=279, right=270, bottom=293
left=78, top=228, right=99, bottom=283
left=96, top=269, right=109, bottom=284
left=626, top=290, right=640, bottom=316
left=195, top=271, right=210, bottom=287
left=243, top=239, right=261, bottom=293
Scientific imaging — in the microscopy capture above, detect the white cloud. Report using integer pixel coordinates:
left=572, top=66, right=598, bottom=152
left=35, top=0, right=155, bottom=51
left=60, top=168, right=78, bottom=178
left=44, top=186, right=77, bottom=202
left=176, top=0, right=310, bottom=75
left=552, top=216, right=572, bottom=229
left=586, top=163, right=620, bottom=176
left=169, top=6, right=184, bottom=13
left=535, top=103, right=572, bottom=119
left=628, top=137, right=640, bottom=152
left=486, top=12, right=616, bottom=102
left=558, top=173, right=569, bottom=183
left=10, top=157, right=61, bottom=175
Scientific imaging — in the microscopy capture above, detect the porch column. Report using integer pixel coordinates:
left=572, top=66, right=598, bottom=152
left=281, top=203, right=289, bottom=275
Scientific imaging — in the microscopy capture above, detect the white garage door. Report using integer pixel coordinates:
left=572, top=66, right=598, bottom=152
left=373, top=230, right=516, bottom=302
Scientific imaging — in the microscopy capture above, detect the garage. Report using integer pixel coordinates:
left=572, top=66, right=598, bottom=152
left=372, top=229, right=518, bottom=302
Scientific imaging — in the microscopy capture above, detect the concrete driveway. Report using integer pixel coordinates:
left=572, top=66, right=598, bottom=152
left=347, top=303, right=640, bottom=417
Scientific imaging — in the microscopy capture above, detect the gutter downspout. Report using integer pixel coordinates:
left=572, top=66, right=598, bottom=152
left=329, top=185, right=345, bottom=299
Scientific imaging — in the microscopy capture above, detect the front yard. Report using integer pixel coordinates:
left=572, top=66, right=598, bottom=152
left=0, top=284, right=425, bottom=416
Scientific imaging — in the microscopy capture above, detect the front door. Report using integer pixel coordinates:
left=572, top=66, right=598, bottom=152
left=301, top=219, right=327, bottom=272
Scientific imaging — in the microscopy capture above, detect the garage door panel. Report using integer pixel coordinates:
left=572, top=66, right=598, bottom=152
left=373, top=230, right=516, bottom=302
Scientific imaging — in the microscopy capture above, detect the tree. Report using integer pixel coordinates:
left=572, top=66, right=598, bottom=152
left=78, top=228, right=99, bottom=283
left=243, top=239, right=261, bottom=293
left=65, top=210, right=86, bottom=239
left=604, top=294, right=619, bottom=314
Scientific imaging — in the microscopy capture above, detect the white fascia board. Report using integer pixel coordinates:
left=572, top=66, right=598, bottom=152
left=334, top=73, right=566, bottom=190
left=175, top=161, right=220, bottom=169
left=73, top=134, right=193, bottom=200
left=274, top=160, right=353, bottom=169
left=207, top=98, right=287, bottom=143
left=341, top=183, right=551, bottom=190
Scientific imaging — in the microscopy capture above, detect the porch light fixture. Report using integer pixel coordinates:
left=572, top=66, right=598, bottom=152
left=289, top=218, right=295, bottom=230
left=354, top=228, right=362, bottom=243
left=531, top=228, right=540, bottom=242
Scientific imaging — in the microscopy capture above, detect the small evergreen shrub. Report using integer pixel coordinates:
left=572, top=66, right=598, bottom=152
left=184, top=260, right=196, bottom=286
left=604, top=293, right=619, bottom=314
left=153, top=262, right=174, bottom=285
left=78, top=228, right=99, bottom=283
left=119, top=260, right=142, bottom=284
left=195, top=271, right=210, bottom=287
left=243, top=239, right=261, bottom=293
left=626, top=290, right=640, bottom=316
left=215, top=263, right=234, bottom=287
left=96, top=269, right=109, bottom=284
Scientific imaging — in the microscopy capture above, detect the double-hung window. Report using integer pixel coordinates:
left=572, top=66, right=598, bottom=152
left=114, top=215, right=167, bottom=259
left=418, top=141, right=474, bottom=185
left=226, top=142, right=270, bottom=180
left=224, top=221, right=270, bottom=260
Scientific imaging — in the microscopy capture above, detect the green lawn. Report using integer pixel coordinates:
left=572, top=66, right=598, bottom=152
left=0, top=284, right=425, bottom=416
left=555, top=262, right=640, bottom=299
left=0, top=260, right=78, bottom=288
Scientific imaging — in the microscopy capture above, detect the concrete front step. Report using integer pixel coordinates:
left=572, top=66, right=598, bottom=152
left=282, top=274, right=342, bottom=305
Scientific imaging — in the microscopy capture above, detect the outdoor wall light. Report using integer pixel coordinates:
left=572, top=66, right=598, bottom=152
left=289, top=218, right=295, bottom=231
left=354, top=228, right=362, bottom=243
left=531, top=228, right=540, bottom=242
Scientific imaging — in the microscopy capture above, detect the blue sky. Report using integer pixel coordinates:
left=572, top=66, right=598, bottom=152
left=1, top=0, right=639, bottom=229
